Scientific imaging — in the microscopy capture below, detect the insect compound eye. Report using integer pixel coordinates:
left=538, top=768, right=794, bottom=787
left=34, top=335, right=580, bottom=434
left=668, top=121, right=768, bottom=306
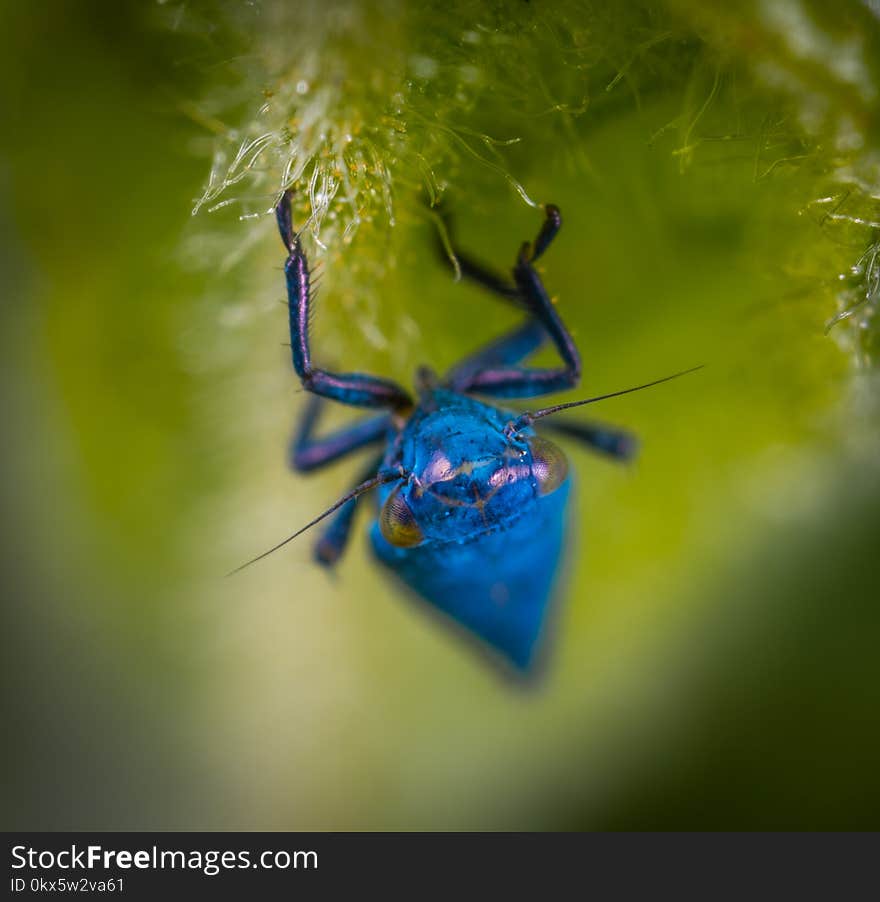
left=527, top=435, right=569, bottom=496
left=379, top=485, right=424, bottom=548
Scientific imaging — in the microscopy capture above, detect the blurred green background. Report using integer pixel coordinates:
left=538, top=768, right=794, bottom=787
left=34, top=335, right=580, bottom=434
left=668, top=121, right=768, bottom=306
left=2, top=0, right=879, bottom=830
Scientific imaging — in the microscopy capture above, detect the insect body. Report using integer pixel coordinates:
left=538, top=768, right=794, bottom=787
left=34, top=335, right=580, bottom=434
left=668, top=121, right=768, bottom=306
left=371, top=388, right=572, bottom=670
left=248, top=192, right=667, bottom=672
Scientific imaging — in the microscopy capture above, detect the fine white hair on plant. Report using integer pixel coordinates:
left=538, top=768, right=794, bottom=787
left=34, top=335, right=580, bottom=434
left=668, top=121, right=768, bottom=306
left=175, top=0, right=680, bottom=354
left=808, top=157, right=880, bottom=365
left=184, top=0, right=568, bottom=256
left=828, top=234, right=880, bottom=367
left=170, top=0, right=880, bottom=365
left=178, top=0, right=702, bottom=247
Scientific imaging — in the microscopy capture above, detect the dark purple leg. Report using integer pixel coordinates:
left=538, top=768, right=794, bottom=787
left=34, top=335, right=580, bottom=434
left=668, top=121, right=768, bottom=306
left=313, top=453, right=385, bottom=567
left=452, top=205, right=582, bottom=400
left=436, top=208, right=525, bottom=308
left=438, top=208, right=547, bottom=388
left=540, top=418, right=638, bottom=462
left=445, top=320, right=546, bottom=391
left=290, top=395, right=390, bottom=472
left=276, top=191, right=412, bottom=411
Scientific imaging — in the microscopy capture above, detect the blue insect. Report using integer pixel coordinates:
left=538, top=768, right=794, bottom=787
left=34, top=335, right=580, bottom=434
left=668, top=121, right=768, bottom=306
left=234, top=191, right=696, bottom=673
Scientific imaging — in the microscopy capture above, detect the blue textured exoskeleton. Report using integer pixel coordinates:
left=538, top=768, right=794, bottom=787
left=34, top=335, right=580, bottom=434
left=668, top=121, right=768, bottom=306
left=237, top=192, right=690, bottom=673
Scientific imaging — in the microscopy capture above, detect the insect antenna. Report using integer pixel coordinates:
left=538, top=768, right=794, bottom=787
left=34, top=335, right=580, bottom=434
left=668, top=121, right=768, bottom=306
left=510, top=365, right=704, bottom=432
left=227, top=469, right=402, bottom=576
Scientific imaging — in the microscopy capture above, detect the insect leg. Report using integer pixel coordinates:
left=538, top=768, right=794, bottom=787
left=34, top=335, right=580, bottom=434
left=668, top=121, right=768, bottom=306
left=435, top=207, right=525, bottom=307
left=528, top=202, right=563, bottom=262
left=445, top=320, right=545, bottom=391
left=539, top=418, right=638, bottom=461
left=290, top=395, right=390, bottom=472
left=439, top=206, right=554, bottom=389
left=312, top=453, right=385, bottom=567
left=441, top=246, right=525, bottom=306
left=277, top=190, right=412, bottom=411
left=439, top=200, right=562, bottom=287
left=457, top=205, right=582, bottom=399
